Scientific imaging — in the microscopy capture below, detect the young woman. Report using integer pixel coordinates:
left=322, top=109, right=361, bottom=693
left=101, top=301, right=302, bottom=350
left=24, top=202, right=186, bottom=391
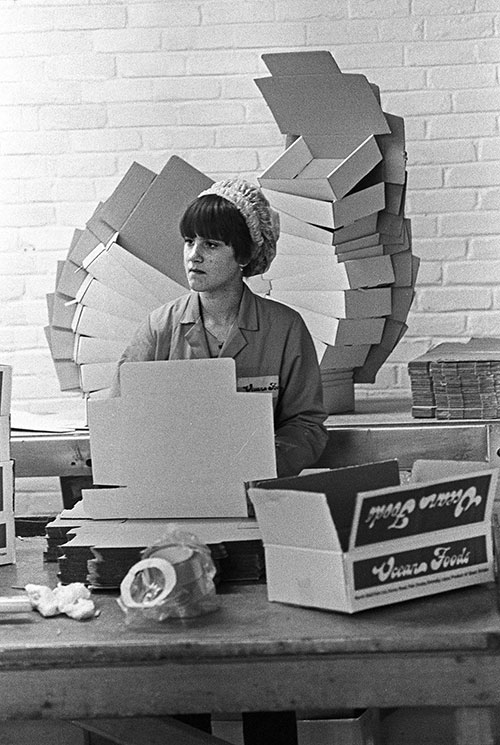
left=112, top=178, right=328, bottom=477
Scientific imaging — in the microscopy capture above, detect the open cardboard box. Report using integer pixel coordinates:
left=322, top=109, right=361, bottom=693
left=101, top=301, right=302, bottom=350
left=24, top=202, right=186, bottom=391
left=249, top=459, right=498, bottom=613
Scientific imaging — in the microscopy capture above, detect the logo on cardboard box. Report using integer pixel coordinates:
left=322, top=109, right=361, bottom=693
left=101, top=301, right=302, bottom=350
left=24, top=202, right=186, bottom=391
left=353, top=473, right=492, bottom=547
left=353, top=535, right=488, bottom=592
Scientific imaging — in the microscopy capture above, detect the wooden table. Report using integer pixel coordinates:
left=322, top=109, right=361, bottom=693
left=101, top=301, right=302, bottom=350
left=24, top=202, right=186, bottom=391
left=1, top=537, right=500, bottom=744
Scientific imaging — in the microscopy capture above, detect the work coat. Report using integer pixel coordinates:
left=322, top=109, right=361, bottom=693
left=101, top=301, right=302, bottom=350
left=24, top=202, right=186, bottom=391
left=114, top=284, right=328, bottom=477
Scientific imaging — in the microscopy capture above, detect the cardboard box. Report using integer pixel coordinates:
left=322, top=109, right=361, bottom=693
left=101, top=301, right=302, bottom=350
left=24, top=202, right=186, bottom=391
left=0, top=366, right=12, bottom=416
left=55, top=259, right=88, bottom=299
left=250, top=461, right=497, bottom=613
left=83, top=241, right=185, bottom=308
left=49, top=292, right=76, bottom=331
left=75, top=275, right=154, bottom=322
left=84, top=358, right=276, bottom=519
left=284, top=305, right=385, bottom=346
left=79, top=361, right=117, bottom=394
left=118, top=155, right=213, bottom=287
left=268, top=255, right=394, bottom=291
left=255, top=66, right=390, bottom=151
left=316, top=342, right=371, bottom=371
left=0, top=461, right=16, bottom=566
left=74, top=336, right=127, bottom=365
left=44, top=326, right=74, bottom=361
left=354, top=319, right=407, bottom=384
left=259, top=134, right=382, bottom=202
left=67, top=227, right=102, bottom=266
left=271, top=288, right=392, bottom=319
left=263, top=181, right=385, bottom=230
left=71, top=304, right=140, bottom=342
left=52, top=360, right=81, bottom=391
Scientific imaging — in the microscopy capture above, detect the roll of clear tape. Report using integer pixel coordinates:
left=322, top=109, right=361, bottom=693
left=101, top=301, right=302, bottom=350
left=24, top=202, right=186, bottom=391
left=119, top=557, right=177, bottom=609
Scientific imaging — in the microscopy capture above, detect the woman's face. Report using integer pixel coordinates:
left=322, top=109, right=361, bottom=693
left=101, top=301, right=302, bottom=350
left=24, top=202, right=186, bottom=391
left=183, top=235, right=243, bottom=295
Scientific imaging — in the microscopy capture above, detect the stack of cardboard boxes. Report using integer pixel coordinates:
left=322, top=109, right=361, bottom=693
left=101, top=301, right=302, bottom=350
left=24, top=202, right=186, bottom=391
left=45, top=156, right=212, bottom=397
left=0, top=366, right=15, bottom=567
left=255, top=51, right=418, bottom=412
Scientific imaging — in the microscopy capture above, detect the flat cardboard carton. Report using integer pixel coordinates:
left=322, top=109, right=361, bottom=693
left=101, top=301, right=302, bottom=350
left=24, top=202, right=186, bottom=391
left=284, top=305, right=385, bottom=346
left=263, top=182, right=385, bottom=230
left=49, top=292, right=76, bottom=330
left=44, top=326, right=74, bottom=361
left=316, top=342, right=371, bottom=371
left=270, top=288, right=392, bottom=319
left=255, top=69, right=389, bottom=149
left=268, top=255, right=394, bottom=291
left=55, top=259, right=87, bottom=299
left=71, top=304, right=140, bottom=342
left=118, top=155, right=213, bottom=287
left=79, top=361, right=117, bottom=394
left=52, top=360, right=81, bottom=391
left=82, top=242, right=172, bottom=309
left=68, top=227, right=102, bottom=266
left=354, top=319, right=408, bottom=384
left=85, top=358, right=276, bottom=519
left=259, top=134, right=382, bottom=202
left=75, top=275, right=153, bottom=322
left=74, top=336, right=127, bottom=365
left=250, top=461, right=497, bottom=613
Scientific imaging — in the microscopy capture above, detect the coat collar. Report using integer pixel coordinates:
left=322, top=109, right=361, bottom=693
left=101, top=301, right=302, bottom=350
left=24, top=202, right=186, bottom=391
left=180, top=285, right=259, bottom=358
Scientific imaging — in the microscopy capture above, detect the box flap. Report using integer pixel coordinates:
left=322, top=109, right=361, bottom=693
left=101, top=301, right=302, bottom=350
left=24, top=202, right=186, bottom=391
left=261, top=51, right=341, bottom=76
left=350, top=468, right=498, bottom=551
left=250, top=460, right=400, bottom=552
left=249, top=488, right=343, bottom=551
left=118, top=155, right=212, bottom=287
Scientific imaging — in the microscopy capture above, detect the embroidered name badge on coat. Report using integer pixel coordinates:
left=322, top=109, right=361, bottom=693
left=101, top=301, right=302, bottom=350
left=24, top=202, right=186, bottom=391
left=237, top=375, right=279, bottom=398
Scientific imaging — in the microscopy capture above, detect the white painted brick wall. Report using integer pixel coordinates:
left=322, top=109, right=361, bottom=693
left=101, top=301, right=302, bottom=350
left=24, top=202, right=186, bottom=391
left=0, top=0, right=499, bottom=511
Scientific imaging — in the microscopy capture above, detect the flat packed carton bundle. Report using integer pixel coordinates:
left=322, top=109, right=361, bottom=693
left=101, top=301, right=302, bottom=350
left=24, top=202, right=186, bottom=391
left=0, top=365, right=16, bottom=566
left=255, top=50, right=417, bottom=412
left=45, top=508, right=264, bottom=588
left=250, top=458, right=498, bottom=613
left=408, top=338, right=500, bottom=419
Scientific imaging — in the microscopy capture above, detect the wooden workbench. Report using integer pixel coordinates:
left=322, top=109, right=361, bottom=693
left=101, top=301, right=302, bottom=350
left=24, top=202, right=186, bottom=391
left=1, top=537, right=500, bottom=745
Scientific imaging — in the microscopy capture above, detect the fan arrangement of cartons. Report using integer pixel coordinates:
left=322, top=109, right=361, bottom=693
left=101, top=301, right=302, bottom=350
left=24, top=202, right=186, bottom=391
left=0, top=366, right=15, bottom=567
left=255, top=51, right=418, bottom=413
left=46, top=51, right=416, bottom=412
left=45, top=156, right=213, bottom=398
left=408, top=338, right=500, bottom=419
left=43, top=49, right=420, bottom=587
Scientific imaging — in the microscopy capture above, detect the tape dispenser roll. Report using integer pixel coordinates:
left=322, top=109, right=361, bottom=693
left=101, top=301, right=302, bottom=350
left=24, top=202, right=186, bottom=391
left=120, top=557, right=177, bottom=609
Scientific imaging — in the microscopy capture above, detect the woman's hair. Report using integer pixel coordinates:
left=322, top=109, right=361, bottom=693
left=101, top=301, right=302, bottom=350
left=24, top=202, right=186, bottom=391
left=179, top=194, right=254, bottom=274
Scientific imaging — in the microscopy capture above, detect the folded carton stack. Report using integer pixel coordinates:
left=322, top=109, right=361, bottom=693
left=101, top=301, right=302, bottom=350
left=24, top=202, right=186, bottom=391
left=0, top=366, right=15, bottom=566
left=408, top=338, right=500, bottom=419
left=45, top=156, right=213, bottom=397
left=45, top=359, right=275, bottom=587
left=255, top=51, right=418, bottom=412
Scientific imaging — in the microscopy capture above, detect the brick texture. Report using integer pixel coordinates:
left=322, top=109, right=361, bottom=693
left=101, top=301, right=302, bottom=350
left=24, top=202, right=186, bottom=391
left=1, top=1, right=499, bottom=510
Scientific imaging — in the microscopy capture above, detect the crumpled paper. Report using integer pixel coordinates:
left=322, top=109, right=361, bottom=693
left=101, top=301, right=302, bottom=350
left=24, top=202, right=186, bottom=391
left=25, top=582, right=97, bottom=621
